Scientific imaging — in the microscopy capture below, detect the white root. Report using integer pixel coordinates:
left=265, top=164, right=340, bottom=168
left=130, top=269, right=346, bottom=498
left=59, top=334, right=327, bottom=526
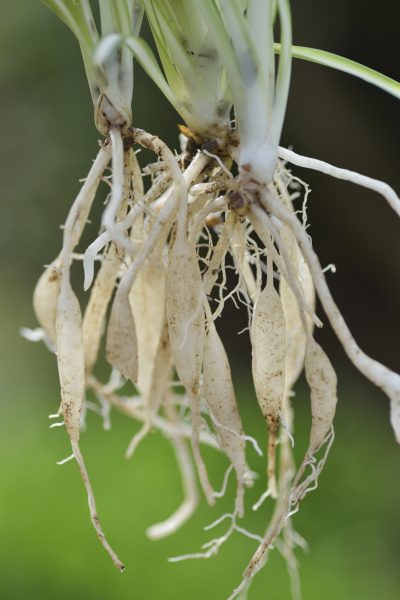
left=107, top=136, right=194, bottom=344
left=167, top=227, right=216, bottom=507
left=129, top=258, right=166, bottom=398
left=125, top=318, right=171, bottom=459
left=55, top=279, right=85, bottom=442
left=203, top=318, right=249, bottom=517
left=263, top=189, right=400, bottom=443
left=133, top=128, right=188, bottom=201
left=83, top=174, right=170, bottom=291
left=103, top=190, right=175, bottom=387
left=214, top=464, right=234, bottom=499
left=35, top=143, right=111, bottom=342
left=290, top=427, right=335, bottom=509
left=169, top=510, right=263, bottom=564
left=203, top=220, right=231, bottom=295
left=250, top=204, right=321, bottom=329
left=230, top=219, right=258, bottom=303
left=83, top=156, right=132, bottom=373
left=129, top=147, right=144, bottom=201
left=82, top=244, right=122, bottom=373
left=277, top=180, right=316, bottom=391
left=147, top=395, right=198, bottom=540
left=106, top=286, right=139, bottom=384
left=55, top=146, right=108, bottom=437
left=287, top=339, right=337, bottom=509
left=33, top=257, right=62, bottom=343
left=33, top=134, right=241, bottom=572
left=83, top=232, right=114, bottom=292
left=53, top=139, right=124, bottom=571
left=190, top=178, right=230, bottom=197
left=102, top=127, right=134, bottom=254
left=72, top=440, right=125, bottom=571
left=275, top=534, right=302, bottom=600
left=229, top=174, right=395, bottom=597
left=279, top=226, right=315, bottom=391
left=105, top=130, right=189, bottom=386
left=190, top=393, right=216, bottom=506
left=278, top=146, right=400, bottom=219
left=228, top=341, right=336, bottom=597
left=189, top=196, right=226, bottom=243
left=87, top=376, right=220, bottom=451
left=304, top=338, right=338, bottom=456
left=251, top=273, right=286, bottom=499
left=167, top=235, right=205, bottom=396
left=276, top=384, right=301, bottom=587
left=67, top=144, right=112, bottom=253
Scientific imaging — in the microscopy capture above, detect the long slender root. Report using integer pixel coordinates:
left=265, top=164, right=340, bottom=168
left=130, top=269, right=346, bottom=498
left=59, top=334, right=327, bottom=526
left=278, top=146, right=400, bottom=218
left=263, top=186, right=400, bottom=442
left=147, top=396, right=198, bottom=539
left=72, top=440, right=125, bottom=571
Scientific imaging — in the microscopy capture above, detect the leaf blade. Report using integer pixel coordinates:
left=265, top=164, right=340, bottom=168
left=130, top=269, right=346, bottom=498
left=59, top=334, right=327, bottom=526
left=275, top=43, right=400, bottom=100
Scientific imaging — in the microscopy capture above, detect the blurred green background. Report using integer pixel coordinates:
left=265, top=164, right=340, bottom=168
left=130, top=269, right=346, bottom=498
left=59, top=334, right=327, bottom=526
left=1, top=2, right=399, bottom=599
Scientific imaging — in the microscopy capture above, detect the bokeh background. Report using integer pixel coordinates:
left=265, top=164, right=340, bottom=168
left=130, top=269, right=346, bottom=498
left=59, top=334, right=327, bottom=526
left=1, top=1, right=399, bottom=599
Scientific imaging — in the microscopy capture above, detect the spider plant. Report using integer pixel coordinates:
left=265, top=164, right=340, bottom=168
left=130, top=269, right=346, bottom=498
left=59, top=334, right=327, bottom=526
left=30, top=1, right=400, bottom=598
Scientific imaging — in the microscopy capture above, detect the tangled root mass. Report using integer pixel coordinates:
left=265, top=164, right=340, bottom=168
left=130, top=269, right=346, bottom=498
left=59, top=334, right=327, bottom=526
left=26, top=125, right=400, bottom=597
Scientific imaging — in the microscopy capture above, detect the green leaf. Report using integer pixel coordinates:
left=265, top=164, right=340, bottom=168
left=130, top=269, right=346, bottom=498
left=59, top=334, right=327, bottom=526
left=123, top=35, right=178, bottom=110
left=41, top=0, right=97, bottom=48
left=276, top=44, right=400, bottom=100
left=270, top=0, right=292, bottom=148
left=199, top=0, right=241, bottom=82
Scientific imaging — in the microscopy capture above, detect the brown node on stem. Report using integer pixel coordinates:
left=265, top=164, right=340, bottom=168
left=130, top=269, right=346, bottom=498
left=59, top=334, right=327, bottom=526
left=225, top=171, right=267, bottom=220
left=177, top=124, right=234, bottom=171
left=227, top=190, right=251, bottom=216
left=121, top=128, right=136, bottom=152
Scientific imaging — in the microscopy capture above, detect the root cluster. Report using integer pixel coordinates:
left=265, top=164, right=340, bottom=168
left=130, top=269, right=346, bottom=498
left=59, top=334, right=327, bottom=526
left=27, top=125, right=400, bottom=597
